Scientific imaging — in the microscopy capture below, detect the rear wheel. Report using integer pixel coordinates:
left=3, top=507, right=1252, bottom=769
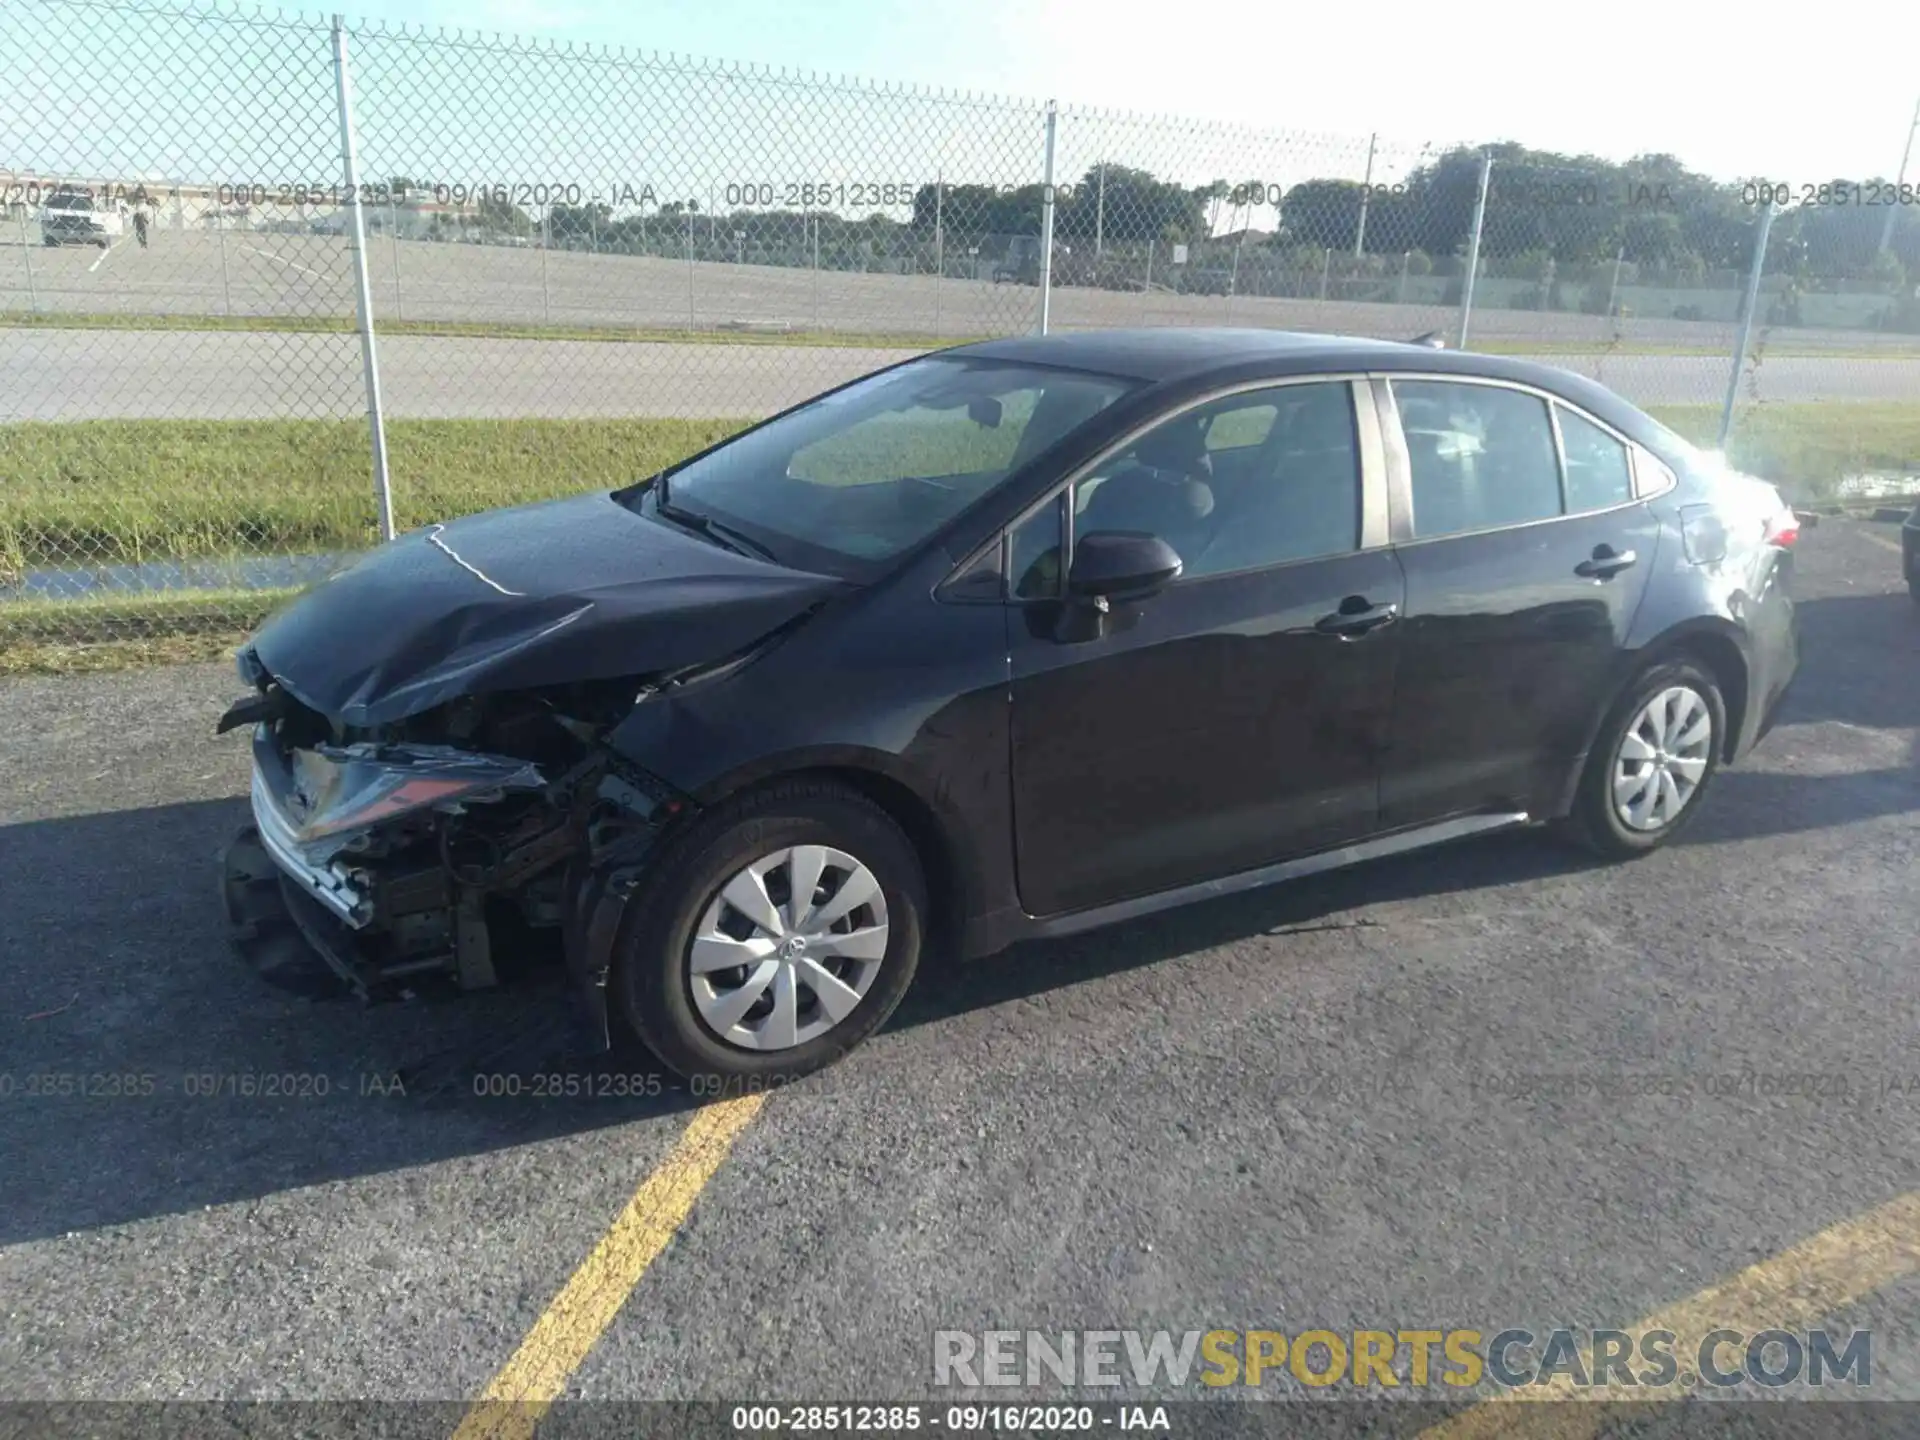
left=1560, top=660, right=1726, bottom=859
left=611, top=779, right=926, bottom=1083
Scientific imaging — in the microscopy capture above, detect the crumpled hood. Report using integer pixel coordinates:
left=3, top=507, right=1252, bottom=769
left=246, top=491, right=846, bottom=728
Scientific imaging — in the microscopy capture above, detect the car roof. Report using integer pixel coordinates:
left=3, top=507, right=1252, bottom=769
left=943, top=326, right=1660, bottom=447
left=948, top=327, right=1401, bottom=382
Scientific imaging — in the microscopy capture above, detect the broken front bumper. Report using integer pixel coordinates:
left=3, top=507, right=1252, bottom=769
left=243, top=725, right=544, bottom=929
left=222, top=714, right=686, bottom=1057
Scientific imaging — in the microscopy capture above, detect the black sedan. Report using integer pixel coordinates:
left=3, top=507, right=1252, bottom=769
left=218, top=328, right=1801, bottom=1082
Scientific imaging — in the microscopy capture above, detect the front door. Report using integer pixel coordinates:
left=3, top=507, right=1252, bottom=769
left=1006, top=378, right=1405, bottom=918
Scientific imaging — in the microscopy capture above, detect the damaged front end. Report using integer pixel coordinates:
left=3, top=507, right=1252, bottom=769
left=219, top=666, right=692, bottom=1055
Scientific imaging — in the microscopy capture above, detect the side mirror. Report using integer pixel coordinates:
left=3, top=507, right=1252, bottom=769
left=1067, top=531, right=1183, bottom=603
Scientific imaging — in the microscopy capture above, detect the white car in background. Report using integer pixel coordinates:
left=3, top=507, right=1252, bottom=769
left=40, top=186, right=126, bottom=247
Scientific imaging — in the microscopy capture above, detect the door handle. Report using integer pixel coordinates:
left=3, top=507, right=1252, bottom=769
left=1575, top=546, right=1638, bottom=579
left=1315, top=597, right=1400, bottom=637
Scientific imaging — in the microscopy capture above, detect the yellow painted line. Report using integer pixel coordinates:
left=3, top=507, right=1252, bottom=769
left=1856, top=527, right=1904, bottom=555
left=1418, top=1189, right=1920, bottom=1440
left=450, top=1093, right=767, bottom=1440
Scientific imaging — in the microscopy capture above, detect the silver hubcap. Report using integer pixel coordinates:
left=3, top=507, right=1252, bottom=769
left=688, top=845, right=889, bottom=1052
left=1613, top=685, right=1713, bottom=832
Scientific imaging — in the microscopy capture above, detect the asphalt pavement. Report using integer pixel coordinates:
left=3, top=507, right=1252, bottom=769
left=8, top=233, right=1920, bottom=354
left=5, top=234, right=1919, bottom=422
left=3, top=518, right=1920, bottom=1421
left=7, top=327, right=1920, bottom=423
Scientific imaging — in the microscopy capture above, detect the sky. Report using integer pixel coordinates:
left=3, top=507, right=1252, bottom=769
left=338, top=0, right=1920, bottom=185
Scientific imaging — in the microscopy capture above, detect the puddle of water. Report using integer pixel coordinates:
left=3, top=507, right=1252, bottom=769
left=0, top=551, right=356, bottom=603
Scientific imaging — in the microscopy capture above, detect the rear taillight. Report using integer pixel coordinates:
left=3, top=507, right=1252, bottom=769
left=1763, top=506, right=1799, bottom=548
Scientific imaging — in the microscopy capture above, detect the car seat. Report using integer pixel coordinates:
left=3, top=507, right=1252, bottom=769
left=1077, top=417, right=1217, bottom=564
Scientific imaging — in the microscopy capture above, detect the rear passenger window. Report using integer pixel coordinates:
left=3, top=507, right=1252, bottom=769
left=1393, top=381, right=1562, bottom=539
left=1556, top=404, right=1634, bottom=512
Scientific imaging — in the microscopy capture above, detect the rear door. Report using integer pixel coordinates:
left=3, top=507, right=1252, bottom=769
left=1375, top=374, right=1660, bottom=827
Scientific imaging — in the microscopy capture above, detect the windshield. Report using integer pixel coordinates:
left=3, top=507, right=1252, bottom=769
left=633, top=355, right=1136, bottom=575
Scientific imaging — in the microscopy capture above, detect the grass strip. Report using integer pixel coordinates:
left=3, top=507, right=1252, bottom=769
left=0, top=310, right=963, bottom=351
left=1648, top=402, right=1920, bottom=496
left=3, top=403, right=1915, bottom=671
left=0, top=417, right=753, bottom=574
left=5, top=309, right=1919, bottom=360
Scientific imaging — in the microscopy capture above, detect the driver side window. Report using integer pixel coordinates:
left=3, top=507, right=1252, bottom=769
left=1070, top=381, right=1360, bottom=582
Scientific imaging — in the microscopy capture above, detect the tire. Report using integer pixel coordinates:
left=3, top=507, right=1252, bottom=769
left=1559, top=659, right=1727, bottom=860
left=1907, top=573, right=1920, bottom=607
left=611, top=778, right=926, bottom=1083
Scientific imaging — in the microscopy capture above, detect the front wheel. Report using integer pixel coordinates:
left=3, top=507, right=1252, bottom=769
left=1560, top=660, right=1726, bottom=859
left=611, top=779, right=926, bottom=1083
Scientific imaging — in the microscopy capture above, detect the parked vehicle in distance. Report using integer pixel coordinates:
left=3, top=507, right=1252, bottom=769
left=218, top=328, right=1801, bottom=1082
left=990, top=233, right=1068, bottom=284
left=39, top=185, right=125, bottom=247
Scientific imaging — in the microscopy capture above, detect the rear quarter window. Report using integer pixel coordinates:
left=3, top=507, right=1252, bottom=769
left=1555, top=404, right=1635, bottom=512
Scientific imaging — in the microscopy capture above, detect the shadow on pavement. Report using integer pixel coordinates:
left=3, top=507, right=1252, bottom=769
left=0, top=796, right=693, bottom=1247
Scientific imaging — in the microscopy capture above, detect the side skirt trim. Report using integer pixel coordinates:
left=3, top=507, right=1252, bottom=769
left=1025, top=812, right=1533, bottom=940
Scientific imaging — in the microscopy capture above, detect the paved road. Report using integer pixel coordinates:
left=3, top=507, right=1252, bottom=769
left=8, top=232, right=1920, bottom=356
left=5, top=232, right=1920, bottom=424
left=3, top=520, right=1920, bottom=1418
left=7, top=325, right=1920, bottom=422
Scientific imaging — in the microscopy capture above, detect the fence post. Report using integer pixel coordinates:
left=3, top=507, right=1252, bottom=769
left=1606, top=243, right=1624, bottom=319
left=330, top=13, right=394, bottom=543
left=1095, top=160, right=1105, bottom=262
left=216, top=213, right=233, bottom=316
left=1719, top=201, right=1777, bottom=451
left=1878, top=95, right=1919, bottom=256
left=387, top=192, right=403, bottom=321
left=686, top=207, right=696, bottom=330
left=1037, top=99, right=1058, bottom=335
left=933, top=173, right=944, bottom=338
left=1354, top=132, right=1377, bottom=257
left=1455, top=150, right=1492, bottom=349
left=540, top=207, right=551, bottom=325
left=16, top=209, right=36, bottom=313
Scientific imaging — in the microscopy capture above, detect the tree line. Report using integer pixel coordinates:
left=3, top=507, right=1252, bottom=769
left=395, top=139, right=1920, bottom=287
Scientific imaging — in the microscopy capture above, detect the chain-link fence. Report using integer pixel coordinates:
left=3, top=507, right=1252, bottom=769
left=4, top=0, right=1919, bottom=661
